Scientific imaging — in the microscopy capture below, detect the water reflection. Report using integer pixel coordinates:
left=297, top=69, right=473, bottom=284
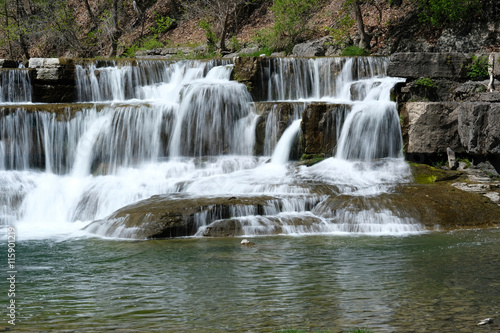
left=9, top=230, right=500, bottom=332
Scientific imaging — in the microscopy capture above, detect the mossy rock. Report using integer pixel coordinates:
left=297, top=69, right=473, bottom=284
left=409, top=163, right=464, bottom=184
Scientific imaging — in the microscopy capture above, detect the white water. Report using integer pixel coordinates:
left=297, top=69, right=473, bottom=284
left=0, top=57, right=421, bottom=241
left=0, top=66, right=32, bottom=103
left=271, top=119, right=301, bottom=165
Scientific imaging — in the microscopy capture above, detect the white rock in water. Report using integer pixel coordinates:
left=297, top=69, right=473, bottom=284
left=241, top=239, right=255, bottom=246
left=478, top=318, right=493, bottom=325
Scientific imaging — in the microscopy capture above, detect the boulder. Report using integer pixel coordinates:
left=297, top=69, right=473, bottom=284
left=403, top=102, right=463, bottom=155
left=387, top=53, right=470, bottom=80
left=292, top=36, right=332, bottom=57
left=458, top=102, right=500, bottom=156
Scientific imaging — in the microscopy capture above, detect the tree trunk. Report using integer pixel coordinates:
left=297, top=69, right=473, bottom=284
left=109, top=0, right=120, bottom=57
left=83, top=0, right=98, bottom=31
left=15, top=0, right=29, bottom=59
left=4, top=0, right=12, bottom=58
left=219, top=9, right=231, bottom=52
left=353, top=0, right=371, bottom=49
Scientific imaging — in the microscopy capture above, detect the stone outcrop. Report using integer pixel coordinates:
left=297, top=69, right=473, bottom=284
left=28, top=58, right=77, bottom=103
left=401, top=102, right=463, bottom=156
left=389, top=52, right=500, bottom=170
left=458, top=103, right=500, bottom=156
left=434, top=23, right=500, bottom=53
left=387, top=53, right=470, bottom=80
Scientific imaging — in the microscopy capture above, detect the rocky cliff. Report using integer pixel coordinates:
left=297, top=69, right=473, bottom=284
left=388, top=52, right=500, bottom=171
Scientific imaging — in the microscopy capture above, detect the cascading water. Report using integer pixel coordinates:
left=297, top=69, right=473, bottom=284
left=0, top=56, right=421, bottom=241
left=0, top=66, right=32, bottom=103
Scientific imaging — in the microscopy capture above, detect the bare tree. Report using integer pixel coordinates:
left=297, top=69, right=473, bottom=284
left=181, top=0, right=248, bottom=52
left=82, top=0, right=98, bottom=31
left=350, top=0, right=372, bottom=49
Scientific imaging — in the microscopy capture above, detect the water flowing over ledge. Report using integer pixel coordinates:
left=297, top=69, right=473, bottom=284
left=0, top=56, right=424, bottom=240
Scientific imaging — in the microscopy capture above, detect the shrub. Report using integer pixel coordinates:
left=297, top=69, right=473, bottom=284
left=326, top=12, right=355, bottom=46
left=467, top=54, right=489, bottom=81
left=151, top=14, right=175, bottom=35
left=229, top=36, right=241, bottom=52
left=254, top=0, right=321, bottom=53
left=198, top=19, right=218, bottom=53
left=414, top=77, right=438, bottom=89
left=341, top=46, right=370, bottom=56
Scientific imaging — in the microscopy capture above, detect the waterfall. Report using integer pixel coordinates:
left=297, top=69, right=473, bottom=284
left=0, top=56, right=421, bottom=240
left=271, top=119, right=301, bottom=165
left=262, top=57, right=388, bottom=101
left=0, top=67, right=32, bottom=103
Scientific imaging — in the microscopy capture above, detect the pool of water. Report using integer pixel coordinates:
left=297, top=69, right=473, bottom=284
left=4, top=229, right=500, bottom=332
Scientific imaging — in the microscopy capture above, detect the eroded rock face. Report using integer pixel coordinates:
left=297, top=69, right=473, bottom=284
left=435, top=23, right=500, bottom=53
left=390, top=52, right=500, bottom=167
left=254, top=102, right=303, bottom=156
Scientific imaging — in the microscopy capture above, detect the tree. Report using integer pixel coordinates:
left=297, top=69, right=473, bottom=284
left=271, top=0, right=322, bottom=51
left=180, top=0, right=249, bottom=52
left=0, top=0, right=86, bottom=59
left=417, top=0, right=482, bottom=27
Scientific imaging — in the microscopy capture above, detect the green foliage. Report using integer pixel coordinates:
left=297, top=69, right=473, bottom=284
left=257, top=0, right=321, bottom=53
left=254, top=27, right=276, bottom=50
left=151, top=14, right=175, bottom=35
left=414, top=77, right=438, bottom=89
left=229, top=36, right=241, bottom=52
left=418, top=0, right=481, bottom=27
left=348, top=329, right=374, bottom=333
left=122, top=43, right=139, bottom=57
left=341, top=46, right=370, bottom=56
left=466, top=54, right=489, bottom=81
left=122, top=35, right=164, bottom=58
left=198, top=19, right=218, bottom=52
left=414, top=77, right=438, bottom=100
left=326, top=13, right=355, bottom=46
left=141, top=35, right=164, bottom=50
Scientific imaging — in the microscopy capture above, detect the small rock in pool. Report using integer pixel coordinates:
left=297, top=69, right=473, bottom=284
left=477, top=318, right=493, bottom=325
left=241, top=239, right=255, bottom=246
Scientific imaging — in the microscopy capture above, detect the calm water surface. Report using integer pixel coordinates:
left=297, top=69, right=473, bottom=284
left=4, top=229, right=500, bottom=332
